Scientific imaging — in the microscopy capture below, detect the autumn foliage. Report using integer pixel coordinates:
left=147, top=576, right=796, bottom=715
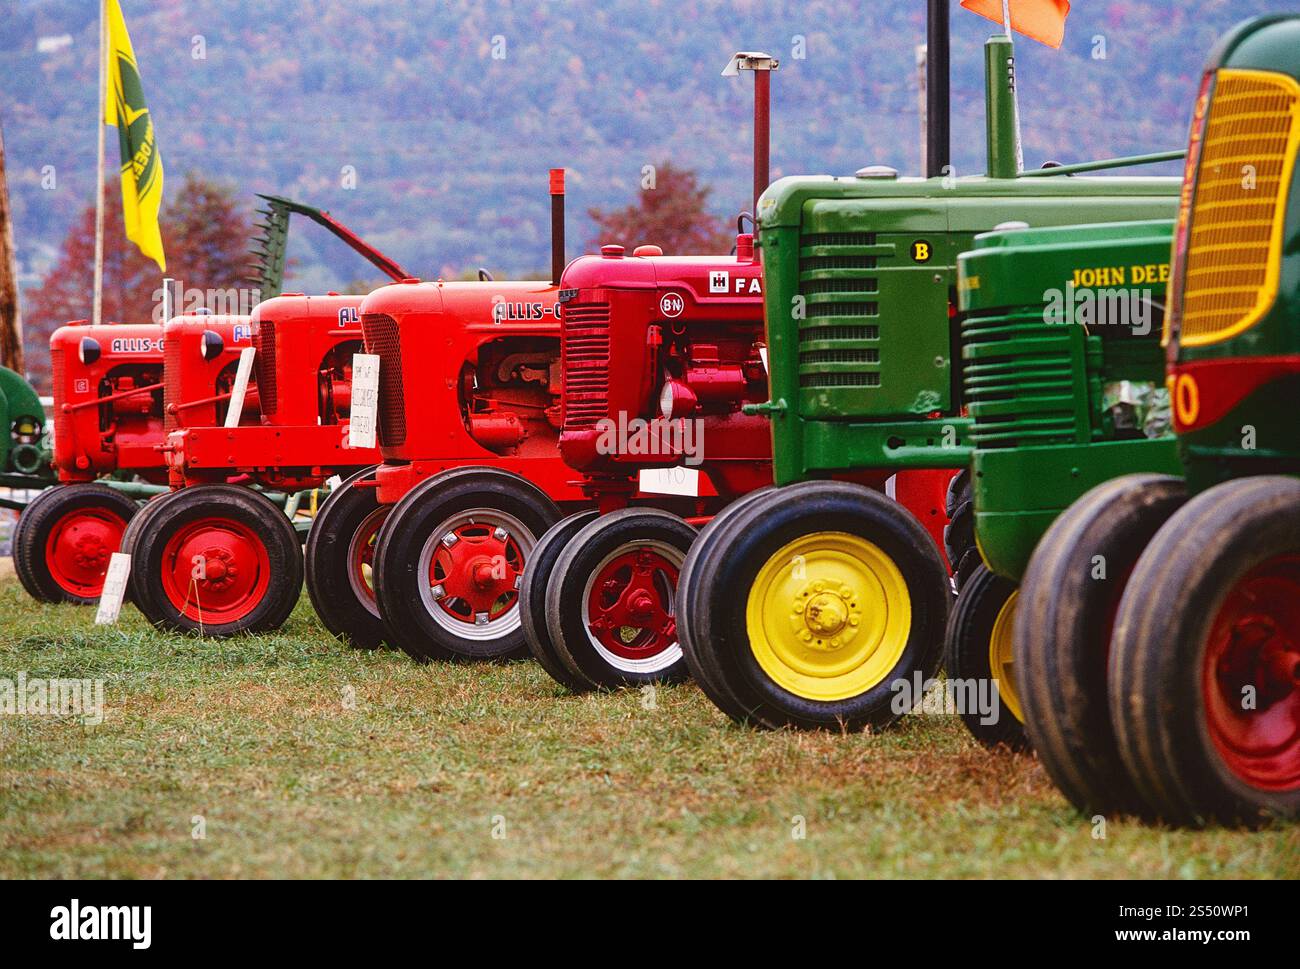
left=23, top=172, right=253, bottom=392
left=586, top=162, right=737, bottom=255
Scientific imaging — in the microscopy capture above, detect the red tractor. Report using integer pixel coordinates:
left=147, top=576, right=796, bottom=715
left=315, top=172, right=587, bottom=657
left=120, top=297, right=385, bottom=637
left=11, top=322, right=168, bottom=603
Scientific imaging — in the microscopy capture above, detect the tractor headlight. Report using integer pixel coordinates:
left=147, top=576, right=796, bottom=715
left=200, top=329, right=224, bottom=362
left=78, top=337, right=101, bottom=365
left=659, top=379, right=698, bottom=420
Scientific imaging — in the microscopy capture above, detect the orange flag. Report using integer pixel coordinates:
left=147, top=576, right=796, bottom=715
left=960, top=0, right=1071, bottom=49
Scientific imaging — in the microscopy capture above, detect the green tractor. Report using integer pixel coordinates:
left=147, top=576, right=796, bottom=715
left=1016, top=14, right=1300, bottom=826
left=0, top=364, right=52, bottom=493
left=943, top=219, right=1183, bottom=749
left=675, top=30, right=1181, bottom=731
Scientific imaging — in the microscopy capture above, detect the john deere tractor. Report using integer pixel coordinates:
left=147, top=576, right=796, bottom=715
left=943, top=219, right=1183, bottom=749
left=676, top=30, right=1181, bottom=732
left=1016, top=14, right=1300, bottom=826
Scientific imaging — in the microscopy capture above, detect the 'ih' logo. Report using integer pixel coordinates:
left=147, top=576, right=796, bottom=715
left=709, top=270, right=729, bottom=294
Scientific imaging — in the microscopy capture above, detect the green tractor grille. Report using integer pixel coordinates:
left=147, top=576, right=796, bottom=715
left=796, top=233, right=882, bottom=394
left=962, top=309, right=1092, bottom=449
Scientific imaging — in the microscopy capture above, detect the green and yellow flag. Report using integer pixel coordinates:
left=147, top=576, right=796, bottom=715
left=103, top=0, right=165, bottom=270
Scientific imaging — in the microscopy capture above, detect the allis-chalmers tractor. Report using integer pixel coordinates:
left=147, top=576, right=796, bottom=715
left=333, top=171, right=587, bottom=659
left=1015, top=14, right=1300, bottom=826
left=675, top=24, right=1182, bottom=733
left=942, top=219, right=1182, bottom=750
left=12, top=322, right=169, bottom=604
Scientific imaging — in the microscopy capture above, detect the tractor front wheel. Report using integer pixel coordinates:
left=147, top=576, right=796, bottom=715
left=1014, top=474, right=1187, bottom=818
left=372, top=468, right=561, bottom=663
left=545, top=508, right=696, bottom=690
left=1110, top=476, right=1300, bottom=826
left=13, top=483, right=140, bottom=604
left=305, top=466, right=389, bottom=650
left=677, top=481, right=949, bottom=730
left=942, top=564, right=1028, bottom=751
left=521, top=511, right=601, bottom=692
left=126, top=485, right=303, bottom=636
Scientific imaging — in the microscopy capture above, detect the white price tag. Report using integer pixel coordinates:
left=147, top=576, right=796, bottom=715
left=224, top=346, right=256, bottom=428
left=638, top=466, right=701, bottom=497
left=349, top=353, right=381, bottom=450
left=759, top=346, right=769, bottom=373
left=94, top=552, right=132, bottom=625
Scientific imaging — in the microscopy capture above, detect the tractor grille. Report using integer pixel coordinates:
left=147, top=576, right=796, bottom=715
left=961, top=310, right=1080, bottom=449
left=164, top=335, right=182, bottom=430
left=561, top=301, right=611, bottom=429
left=252, top=321, right=278, bottom=416
left=50, top=346, right=69, bottom=444
left=361, top=313, right=406, bottom=447
left=1180, top=69, right=1300, bottom=346
left=796, top=231, right=882, bottom=391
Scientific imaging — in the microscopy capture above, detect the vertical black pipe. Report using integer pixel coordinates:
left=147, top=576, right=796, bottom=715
left=927, top=0, right=950, bottom=177
left=550, top=169, right=565, bottom=285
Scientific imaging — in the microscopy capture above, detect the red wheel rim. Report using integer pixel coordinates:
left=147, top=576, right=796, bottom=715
left=583, top=545, right=680, bottom=661
left=44, top=506, right=129, bottom=598
left=347, top=507, right=388, bottom=617
left=160, top=516, right=272, bottom=625
left=1202, top=554, right=1300, bottom=791
left=425, top=518, right=526, bottom=628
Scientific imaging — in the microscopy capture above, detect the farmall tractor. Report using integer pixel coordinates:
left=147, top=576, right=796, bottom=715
left=520, top=55, right=971, bottom=694
left=675, top=23, right=1181, bottom=732
left=12, top=322, right=169, bottom=604
left=1015, top=14, right=1300, bottom=826
left=943, top=219, right=1181, bottom=750
left=333, top=171, right=587, bottom=658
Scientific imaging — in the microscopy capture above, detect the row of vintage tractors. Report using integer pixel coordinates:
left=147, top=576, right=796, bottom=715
left=13, top=15, right=1297, bottom=828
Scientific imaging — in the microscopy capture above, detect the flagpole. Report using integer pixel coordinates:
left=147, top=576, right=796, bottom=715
left=1001, top=0, right=1025, bottom=173
left=92, top=0, right=106, bottom=327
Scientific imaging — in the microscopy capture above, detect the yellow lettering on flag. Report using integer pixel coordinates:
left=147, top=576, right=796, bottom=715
left=103, top=0, right=165, bottom=270
left=960, top=0, right=1071, bottom=49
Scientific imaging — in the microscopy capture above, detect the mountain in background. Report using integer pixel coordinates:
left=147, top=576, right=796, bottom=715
left=2, top=0, right=1291, bottom=321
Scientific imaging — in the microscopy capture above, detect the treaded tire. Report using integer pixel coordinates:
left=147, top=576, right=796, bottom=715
left=372, top=467, right=561, bottom=663
left=546, top=508, right=697, bottom=690
left=13, top=483, right=140, bottom=604
left=521, top=511, right=601, bottom=692
left=305, top=465, right=389, bottom=650
left=943, top=564, right=1029, bottom=751
left=676, top=481, right=949, bottom=731
left=126, top=484, right=303, bottom=636
left=943, top=470, right=979, bottom=591
left=1110, top=476, right=1300, bottom=827
left=1014, top=473, right=1187, bottom=818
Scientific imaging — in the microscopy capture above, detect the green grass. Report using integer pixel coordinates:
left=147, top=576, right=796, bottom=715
left=0, top=578, right=1295, bottom=879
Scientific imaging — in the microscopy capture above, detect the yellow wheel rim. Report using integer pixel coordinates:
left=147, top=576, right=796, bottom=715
left=745, top=532, right=911, bottom=702
left=988, top=590, right=1024, bottom=724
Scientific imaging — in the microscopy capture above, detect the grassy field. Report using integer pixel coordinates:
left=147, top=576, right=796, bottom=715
left=0, top=576, right=1296, bottom=880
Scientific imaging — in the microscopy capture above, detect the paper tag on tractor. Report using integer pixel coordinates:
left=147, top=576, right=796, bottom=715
left=349, top=353, right=381, bottom=450
left=95, top=552, right=133, bottom=625
left=638, top=466, right=701, bottom=497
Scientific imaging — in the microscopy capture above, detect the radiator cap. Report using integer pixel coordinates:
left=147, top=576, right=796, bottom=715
left=855, top=165, right=898, bottom=179
left=633, top=245, right=663, bottom=257
left=601, top=244, right=625, bottom=259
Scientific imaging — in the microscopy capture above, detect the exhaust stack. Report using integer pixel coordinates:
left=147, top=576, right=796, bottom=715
left=550, top=168, right=566, bottom=285
left=723, top=52, right=780, bottom=212
left=926, top=0, right=951, bottom=177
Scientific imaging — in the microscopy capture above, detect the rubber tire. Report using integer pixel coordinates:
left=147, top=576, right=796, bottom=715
left=117, top=492, right=171, bottom=606
left=942, top=564, right=1029, bottom=751
left=373, top=467, right=561, bottom=663
left=305, top=466, right=389, bottom=650
left=678, top=487, right=782, bottom=724
left=521, top=511, right=601, bottom=692
left=546, top=508, right=697, bottom=691
left=12, top=485, right=68, bottom=600
left=943, top=470, right=979, bottom=592
left=1014, top=474, right=1187, bottom=818
left=677, top=481, right=950, bottom=731
left=1110, top=476, right=1300, bottom=827
left=126, top=485, right=303, bottom=636
left=13, top=483, right=140, bottom=604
